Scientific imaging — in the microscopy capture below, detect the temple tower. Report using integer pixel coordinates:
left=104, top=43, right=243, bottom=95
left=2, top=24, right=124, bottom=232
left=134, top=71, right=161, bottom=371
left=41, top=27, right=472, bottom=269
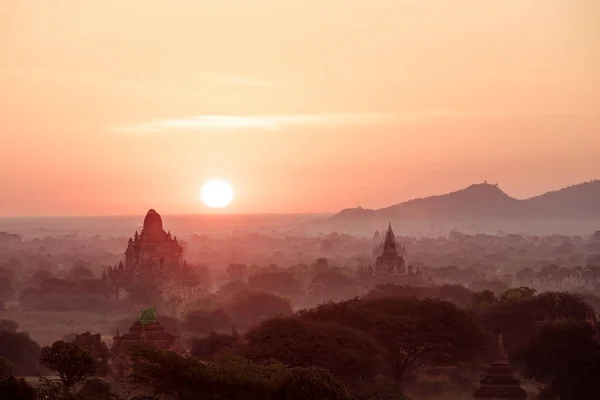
left=473, top=334, right=528, bottom=399
left=110, top=307, right=182, bottom=380
left=107, top=209, right=196, bottom=299
left=374, top=223, right=406, bottom=275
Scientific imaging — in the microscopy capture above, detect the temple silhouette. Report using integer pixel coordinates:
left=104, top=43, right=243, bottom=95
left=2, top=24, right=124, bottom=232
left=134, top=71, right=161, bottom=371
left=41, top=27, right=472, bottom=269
left=373, top=223, right=406, bottom=275
left=473, top=334, right=528, bottom=399
left=111, top=308, right=182, bottom=380
left=105, top=209, right=198, bottom=300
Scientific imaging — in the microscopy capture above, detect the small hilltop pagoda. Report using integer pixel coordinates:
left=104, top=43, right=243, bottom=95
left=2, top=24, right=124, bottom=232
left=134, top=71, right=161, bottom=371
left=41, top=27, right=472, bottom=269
left=473, top=334, right=528, bottom=399
left=111, top=306, right=182, bottom=380
left=105, top=209, right=199, bottom=300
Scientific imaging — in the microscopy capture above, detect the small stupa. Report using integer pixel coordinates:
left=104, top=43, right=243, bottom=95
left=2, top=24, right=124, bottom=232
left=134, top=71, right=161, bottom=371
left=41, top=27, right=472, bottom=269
left=473, top=334, right=528, bottom=399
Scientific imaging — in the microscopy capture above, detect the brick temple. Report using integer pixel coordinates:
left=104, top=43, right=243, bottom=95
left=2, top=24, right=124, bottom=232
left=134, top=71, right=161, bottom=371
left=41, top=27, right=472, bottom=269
left=373, top=223, right=406, bottom=275
left=473, top=334, right=528, bottom=399
left=105, top=209, right=198, bottom=300
left=111, top=308, right=182, bottom=380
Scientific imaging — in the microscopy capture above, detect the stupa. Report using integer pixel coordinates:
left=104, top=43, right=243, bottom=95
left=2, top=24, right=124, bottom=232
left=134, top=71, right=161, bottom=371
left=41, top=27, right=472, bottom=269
left=473, top=334, right=528, bottom=399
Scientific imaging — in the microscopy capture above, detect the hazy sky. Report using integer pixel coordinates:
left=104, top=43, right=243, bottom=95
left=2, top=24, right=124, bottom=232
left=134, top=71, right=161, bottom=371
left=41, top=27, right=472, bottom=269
left=1, top=0, right=598, bottom=216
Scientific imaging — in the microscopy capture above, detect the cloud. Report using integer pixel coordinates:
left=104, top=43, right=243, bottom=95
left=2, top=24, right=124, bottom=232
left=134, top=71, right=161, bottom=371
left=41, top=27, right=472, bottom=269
left=113, top=113, right=397, bottom=135
left=112, top=108, right=587, bottom=136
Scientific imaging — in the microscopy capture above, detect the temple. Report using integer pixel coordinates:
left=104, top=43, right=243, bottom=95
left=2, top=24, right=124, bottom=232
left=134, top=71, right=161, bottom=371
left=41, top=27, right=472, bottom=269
left=373, top=223, right=406, bottom=275
left=111, top=307, right=182, bottom=380
left=105, top=209, right=197, bottom=299
left=473, top=334, right=528, bottom=399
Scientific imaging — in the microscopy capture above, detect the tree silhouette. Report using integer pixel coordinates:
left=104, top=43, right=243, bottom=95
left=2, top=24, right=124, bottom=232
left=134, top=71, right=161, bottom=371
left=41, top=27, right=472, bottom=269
left=269, top=366, right=352, bottom=400
left=519, top=319, right=600, bottom=400
left=40, top=340, right=96, bottom=397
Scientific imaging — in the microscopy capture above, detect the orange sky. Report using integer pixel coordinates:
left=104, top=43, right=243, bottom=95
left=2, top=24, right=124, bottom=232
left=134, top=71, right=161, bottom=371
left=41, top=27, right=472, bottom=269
left=0, top=0, right=598, bottom=216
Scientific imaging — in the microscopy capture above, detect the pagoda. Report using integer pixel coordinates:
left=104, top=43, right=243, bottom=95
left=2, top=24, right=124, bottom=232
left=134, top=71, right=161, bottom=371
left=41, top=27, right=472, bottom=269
left=373, top=223, right=406, bottom=275
left=473, top=334, right=528, bottom=399
left=110, top=307, right=182, bottom=380
left=106, top=209, right=198, bottom=300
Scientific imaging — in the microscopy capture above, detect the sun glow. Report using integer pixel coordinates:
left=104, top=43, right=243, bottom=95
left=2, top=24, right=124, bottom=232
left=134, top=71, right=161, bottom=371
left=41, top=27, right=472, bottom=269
left=200, top=179, right=234, bottom=209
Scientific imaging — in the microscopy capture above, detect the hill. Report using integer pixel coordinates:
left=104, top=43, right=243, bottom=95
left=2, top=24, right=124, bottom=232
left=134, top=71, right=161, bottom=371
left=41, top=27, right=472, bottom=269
left=330, top=180, right=600, bottom=223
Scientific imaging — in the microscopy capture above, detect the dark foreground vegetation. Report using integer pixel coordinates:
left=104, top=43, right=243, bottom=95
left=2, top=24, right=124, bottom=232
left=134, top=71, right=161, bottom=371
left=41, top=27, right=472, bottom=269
left=1, top=286, right=599, bottom=400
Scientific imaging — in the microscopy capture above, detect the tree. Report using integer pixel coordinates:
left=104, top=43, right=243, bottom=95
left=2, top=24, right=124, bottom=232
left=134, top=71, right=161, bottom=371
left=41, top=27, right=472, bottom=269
left=475, top=291, right=594, bottom=358
left=71, top=333, right=110, bottom=377
left=245, top=317, right=385, bottom=383
left=0, top=319, right=18, bottom=333
left=0, top=277, right=15, bottom=302
left=499, top=287, right=536, bottom=302
left=190, top=332, right=240, bottom=361
left=227, top=263, right=248, bottom=281
left=79, top=279, right=110, bottom=298
left=519, top=319, right=600, bottom=400
left=76, top=377, right=120, bottom=400
left=226, top=291, right=293, bottom=329
left=40, top=278, right=79, bottom=297
left=0, top=330, right=42, bottom=376
left=0, top=267, right=15, bottom=282
left=247, top=272, right=302, bottom=298
left=300, top=297, right=485, bottom=392
left=40, top=340, right=97, bottom=396
left=129, top=346, right=274, bottom=400
left=183, top=309, right=232, bottom=335
left=0, top=376, right=36, bottom=400
left=31, top=269, right=54, bottom=286
left=515, top=267, right=534, bottom=285
left=0, top=356, right=13, bottom=377
left=269, top=366, right=353, bottom=400
left=69, top=264, right=95, bottom=282
left=472, top=290, right=497, bottom=307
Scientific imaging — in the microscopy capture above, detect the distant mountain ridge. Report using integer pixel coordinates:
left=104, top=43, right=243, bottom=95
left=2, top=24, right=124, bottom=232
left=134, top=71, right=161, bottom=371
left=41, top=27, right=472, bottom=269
left=331, top=180, right=600, bottom=222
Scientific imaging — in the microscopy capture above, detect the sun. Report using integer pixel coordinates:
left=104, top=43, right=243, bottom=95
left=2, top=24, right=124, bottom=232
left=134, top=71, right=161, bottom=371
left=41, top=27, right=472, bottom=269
left=200, top=179, right=234, bottom=209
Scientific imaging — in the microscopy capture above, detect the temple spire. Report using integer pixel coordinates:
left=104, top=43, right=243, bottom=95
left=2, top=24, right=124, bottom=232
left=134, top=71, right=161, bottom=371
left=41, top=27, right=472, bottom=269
left=473, top=333, right=527, bottom=399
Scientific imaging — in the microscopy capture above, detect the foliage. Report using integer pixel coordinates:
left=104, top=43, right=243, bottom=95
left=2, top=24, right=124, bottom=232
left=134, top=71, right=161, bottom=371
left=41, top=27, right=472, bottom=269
left=190, top=332, right=241, bottom=360
left=69, top=264, right=95, bottom=282
left=40, top=340, right=97, bottom=394
left=31, top=270, right=54, bottom=287
left=499, top=286, right=537, bottom=302
left=351, top=377, right=406, bottom=400
left=269, top=366, right=353, bottom=400
left=247, top=271, right=302, bottom=298
left=71, top=333, right=111, bottom=377
left=0, top=376, right=36, bottom=400
left=227, top=264, right=248, bottom=281
left=225, top=290, right=293, bottom=329
left=300, top=297, right=485, bottom=390
left=471, top=290, right=497, bottom=307
left=0, top=330, right=42, bottom=376
left=183, top=309, right=232, bottom=335
left=76, top=378, right=120, bottom=400
left=128, top=346, right=276, bottom=400
left=0, top=356, right=13, bottom=377
left=79, top=279, right=110, bottom=298
left=0, top=277, right=15, bottom=302
left=245, top=317, right=385, bottom=383
left=40, top=278, right=80, bottom=296
left=518, top=319, right=600, bottom=400
left=475, top=291, right=594, bottom=358
left=0, top=318, right=19, bottom=333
